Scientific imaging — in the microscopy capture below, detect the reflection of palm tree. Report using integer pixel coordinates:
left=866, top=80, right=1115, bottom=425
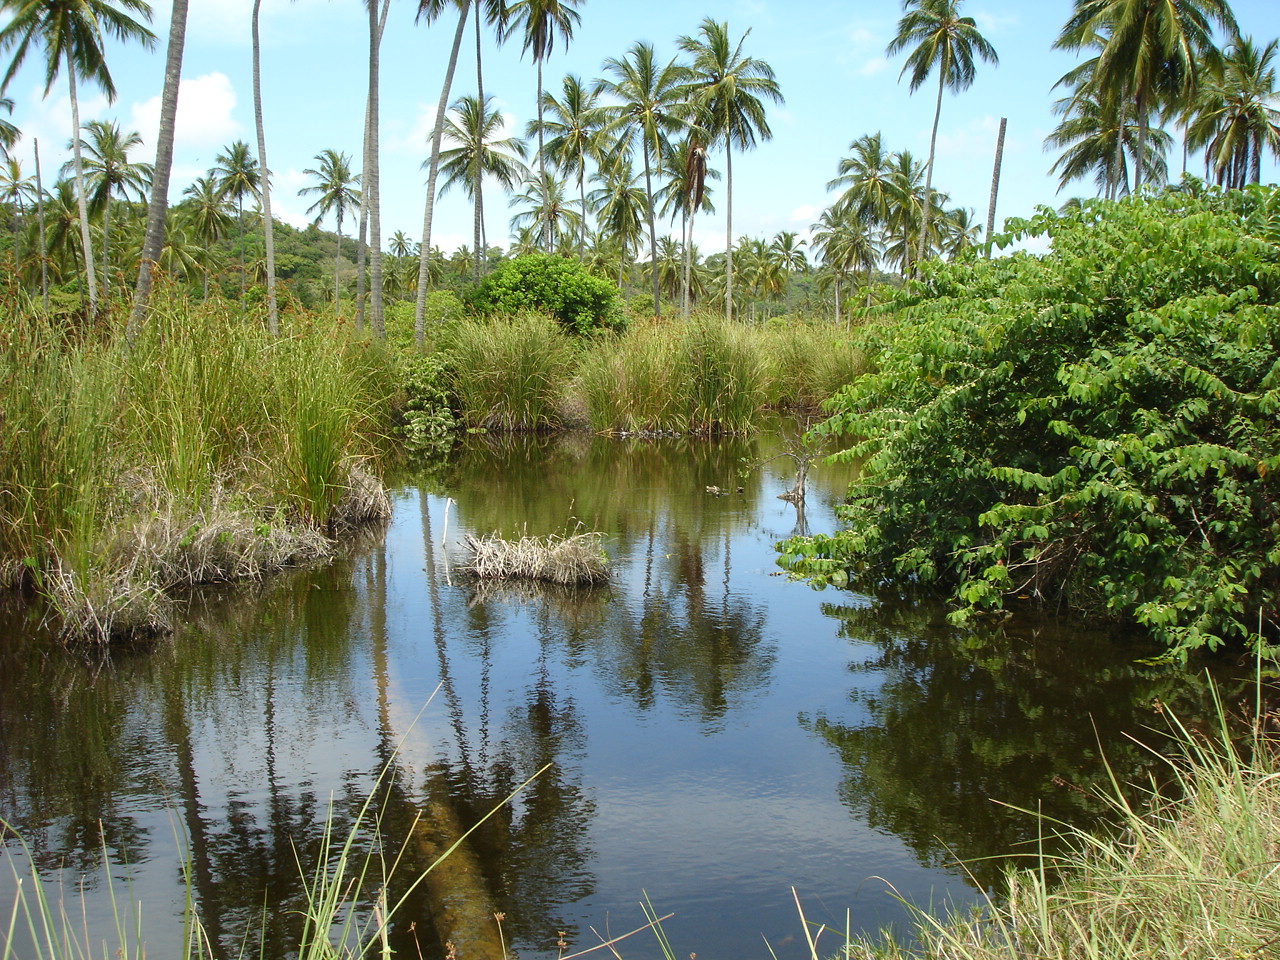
left=435, top=94, right=529, bottom=282
left=0, top=0, right=156, bottom=316
left=887, top=0, right=997, bottom=270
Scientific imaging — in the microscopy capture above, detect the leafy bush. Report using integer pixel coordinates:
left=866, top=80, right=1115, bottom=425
left=471, top=253, right=625, bottom=335
left=780, top=182, right=1280, bottom=659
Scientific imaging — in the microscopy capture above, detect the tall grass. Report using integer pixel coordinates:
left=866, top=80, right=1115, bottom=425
left=442, top=313, right=575, bottom=431
left=0, top=293, right=398, bottom=641
left=759, top=322, right=870, bottom=411
left=796, top=691, right=1280, bottom=960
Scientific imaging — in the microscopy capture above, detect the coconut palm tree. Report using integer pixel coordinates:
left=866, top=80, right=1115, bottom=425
left=213, top=140, right=259, bottom=299
left=130, top=0, right=188, bottom=332
left=68, top=119, right=151, bottom=299
left=0, top=153, right=35, bottom=275
left=656, top=135, right=717, bottom=317
left=503, top=0, right=580, bottom=249
left=828, top=132, right=895, bottom=228
left=769, top=230, right=806, bottom=317
left=180, top=173, right=231, bottom=299
left=0, top=96, right=18, bottom=155
left=508, top=170, right=580, bottom=250
left=587, top=155, right=644, bottom=294
left=811, top=205, right=877, bottom=325
left=596, top=41, right=692, bottom=317
left=0, top=0, right=155, bottom=317
left=535, top=72, right=605, bottom=260
left=678, top=17, right=782, bottom=322
left=882, top=149, right=927, bottom=275
left=1054, top=0, right=1237, bottom=192
left=414, top=0, right=470, bottom=347
left=887, top=0, right=997, bottom=270
left=1046, top=83, right=1171, bottom=196
left=300, top=148, right=361, bottom=306
left=1187, top=36, right=1280, bottom=189
left=434, top=93, right=528, bottom=282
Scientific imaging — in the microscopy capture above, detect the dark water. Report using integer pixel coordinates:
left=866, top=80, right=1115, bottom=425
left=0, top=428, right=1245, bottom=960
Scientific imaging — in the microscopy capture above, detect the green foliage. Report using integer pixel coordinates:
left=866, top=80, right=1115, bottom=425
left=780, top=183, right=1280, bottom=659
left=396, top=351, right=457, bottom=452
left=471, top=253, right=625, bottom=335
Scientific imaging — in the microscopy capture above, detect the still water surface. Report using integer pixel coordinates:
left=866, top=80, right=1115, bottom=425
left=0, top=428, right=1233, bottom=959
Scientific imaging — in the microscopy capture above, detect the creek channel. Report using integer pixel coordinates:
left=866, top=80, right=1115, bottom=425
left=0, top=425, right=1239, bottom=960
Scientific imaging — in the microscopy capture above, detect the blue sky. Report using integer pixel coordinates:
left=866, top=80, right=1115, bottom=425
left=3, top=0, right=1278, bottom=258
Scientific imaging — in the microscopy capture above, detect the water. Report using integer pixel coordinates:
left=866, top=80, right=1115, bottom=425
left=0, top=428, right=1237, bottom=960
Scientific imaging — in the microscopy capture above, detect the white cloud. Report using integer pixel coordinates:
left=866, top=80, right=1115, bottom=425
left=272, top=167, right=312, bottom=229
left=789, top=204, right=818, bottom=223
left=130, top=72, right=241, bottom=157
left=859, top=57, right=889, bottom=77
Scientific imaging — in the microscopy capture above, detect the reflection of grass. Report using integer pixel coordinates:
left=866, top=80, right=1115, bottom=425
left=795, top=691, right=1280, bottom=960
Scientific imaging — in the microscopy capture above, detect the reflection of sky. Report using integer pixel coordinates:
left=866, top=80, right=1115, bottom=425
left=1, top=435, right=971, bottom=960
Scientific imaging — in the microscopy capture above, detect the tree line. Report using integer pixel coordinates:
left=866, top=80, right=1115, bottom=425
left=0, top=0, right=1276, bottom=334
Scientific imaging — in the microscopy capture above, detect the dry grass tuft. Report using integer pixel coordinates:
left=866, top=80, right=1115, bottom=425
left=461, top=532, right=611, bottom=586
left=334, top=464, right=393, bottom=528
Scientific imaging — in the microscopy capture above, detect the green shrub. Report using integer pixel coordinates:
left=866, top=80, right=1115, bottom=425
left=780, top=182, right=1280, bottom=659
left=471, top=253, right=624, bottom=335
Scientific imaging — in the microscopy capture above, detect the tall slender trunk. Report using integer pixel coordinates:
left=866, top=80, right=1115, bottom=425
left=66, top=55, right=98, bottom=318
left=129, top=0, right=187, bottom=335
left=1134, top=87, right=1147, bottom=192
left=101, top=193, right=111, bottom=301
left=252, top=0, right=279, bottom=335
left=915, top=66, right=945, bottom=271
left=642, top=137, right=659, bottom=317
left=984, top=117, right=1006, bottom=258
left=334, top=209, right=344, bottom=306
left=536, top=58, right=549, bottom=251
left=356, top=119, right=369, bottom=331
left=415, top=0, right=469, bottom=348
left=724, top=144, right=733, bottom=320
left=1111, top=98, right=1126, bottom=200
left=833, top=273, right=840, bottom=327
left=577, top=160, right=586, bottom=261
left=473, top=0, right=485, bottom=282
left=35, top=138, right=48, bottom=314
left=366, top=0, right=385, bottom=339
left=682, top=207, right=691, bottom=318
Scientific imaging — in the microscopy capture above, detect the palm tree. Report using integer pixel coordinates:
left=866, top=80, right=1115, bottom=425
left=1187, top=36, right=1280, bottom=189
left=0, top=96, right=18, bottom=155
left=414, top=0, right=471, bottom=347
left=656, top=135, right=717, bottom=317
left=68, top=119, right=151, bottom=299
left=130, top=0, right=187, bottom=332
left=769, top=230, right=806, bottom=317
left=938, top=205, right=980, bottom=258
left=811, top=206, right=877, bottom=325
left=1046, top=84, right=1171, bottom=196
left=508, top=170, right=580, bottom=250
left=250, top=0, right=278, bottom=335
left=1054, top=0, right=1237, bottom=192
left=587, top=155, right=644, bottom=294
left=0, top=0, right=155, bottom=317
left=596, top=41, right=692, bottom=316
left=503, top=0, right=580, bottom=249
left=213, top=140, right=259, bottom=298
left=434, top=93, right=528, bottom=282
left=678, top=17, right=782, bottom=322
left=882, top=149, right=926, bottom=275
left=299, top=148, right=361, bottom=306
left=535, top=72, right=605, bottom=260
left=887, top=0, right=997, bottom=270
left=828, top=132, right=896, bottom=227
left=0, top=153, right=35, bottom=275
left=180, top=173, right=232, bottom=299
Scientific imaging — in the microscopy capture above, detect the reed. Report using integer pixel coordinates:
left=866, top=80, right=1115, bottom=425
left=676, top=317, right=766, bottom=434
left=461, top=531, right=611, bottom=586
left=575, top=322, right=683, bottom=433
left=759, top=322, right=869, bottom=410
left=443, top=313, right=575, bottom=431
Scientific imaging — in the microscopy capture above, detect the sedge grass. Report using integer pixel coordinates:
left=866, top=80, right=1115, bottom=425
left=798, top=688, right=1280, bottom=960
left=461, top=531, right=611, bottom=586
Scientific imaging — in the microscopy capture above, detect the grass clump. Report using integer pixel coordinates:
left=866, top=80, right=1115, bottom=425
left=810, top=698, right=1280, bottom=960
left=461, top=531, right=611, bottom=586
left=442, top=313, right=575, bottom=431
left=0, top=293, right=397, bottom=643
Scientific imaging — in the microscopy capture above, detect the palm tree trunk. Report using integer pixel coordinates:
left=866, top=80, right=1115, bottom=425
left=1134, top=87, right=1146, bottom=192
left=682, top=207, right=690, bottom=318
left=724, top=144, right=733, bottom=321
left=415, top=0, right=469, bottom=348
left=335, top=209, right=343, bottom=306
left=536, top=58, right=549, bottom=251
left=915, top=67, right=945, bottom=271
left=34, top=138, right=48, bottom=314
left=985, top=117, right=1006, bottom=257
left=577, top=165, right=586, bottom=261
left=356, top=111, right=370, bottom=332
left=1111, top=99, right=1126, bottom=200
left=642, top=138, right=659, bottom=317
left=833, top=273, right=840, bottom=328
left=252, top=0, right=279, bottom=336
left=65, top=54, right=98, bottom=318
left=128, top=0, right=187, bottom=336
left=101, top=192, right=111, bottom=302
left=366, top=0, right=385, bottom=339
left=473, top=0, right=485, bottom=282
